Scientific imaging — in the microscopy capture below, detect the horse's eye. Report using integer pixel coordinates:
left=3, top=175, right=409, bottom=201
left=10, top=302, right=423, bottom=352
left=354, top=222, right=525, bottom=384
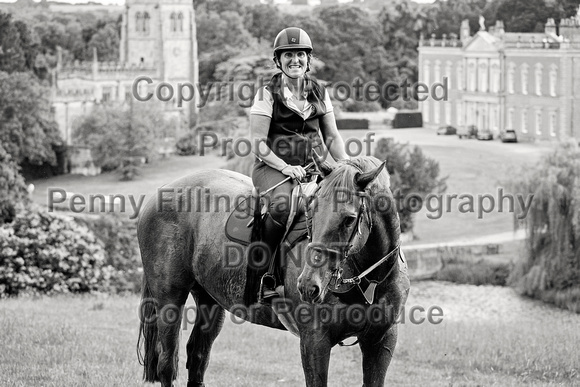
left=344, top=216, right=357, bottom=228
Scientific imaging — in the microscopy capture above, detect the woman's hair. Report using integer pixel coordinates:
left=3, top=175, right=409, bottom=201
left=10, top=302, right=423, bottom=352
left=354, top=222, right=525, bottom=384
left=268, top=72, right=327, bottom=115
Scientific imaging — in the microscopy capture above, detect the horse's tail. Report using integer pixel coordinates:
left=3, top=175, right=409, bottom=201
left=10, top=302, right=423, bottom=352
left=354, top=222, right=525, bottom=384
left=137, top=275, right=159, bottom=382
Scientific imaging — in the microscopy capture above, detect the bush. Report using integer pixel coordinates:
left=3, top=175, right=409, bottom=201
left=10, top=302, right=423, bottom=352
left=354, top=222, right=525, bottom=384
left=435, top=261, right=511, bottom=286
left=374, top=138, right=447, bottom=233
left=80, top=213, right=141, bottom=294
left=341, top=99, right=382, bottom=113
left=0, top=208, right=142, bottom=297
left=336, top=118, right=370, bottom=130
left=507, top=140, right=580, bottom=313
left=176, top=131, right=198, bottom=156
left=0, top=207, right=110, bottom=296
left=0, top=143, right=28, bottom=225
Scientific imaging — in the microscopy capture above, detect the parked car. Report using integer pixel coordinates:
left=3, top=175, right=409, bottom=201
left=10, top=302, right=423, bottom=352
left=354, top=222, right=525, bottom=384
left=477, top=128, right=493, bottom=141
left=437, top=125, right=457, bottom=135
left=457, top=125, right=478, bottom=139
left=499, top=129, right=518, bottom=143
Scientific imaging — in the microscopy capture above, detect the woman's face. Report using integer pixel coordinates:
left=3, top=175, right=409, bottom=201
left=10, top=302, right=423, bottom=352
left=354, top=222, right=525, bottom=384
left=279, top=50, right=308, bottom=78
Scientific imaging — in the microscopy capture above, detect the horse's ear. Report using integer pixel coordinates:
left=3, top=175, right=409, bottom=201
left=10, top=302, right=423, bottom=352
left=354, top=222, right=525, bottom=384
left=312, top=149, right=334, bottom=177
left=354, top=161, right=386, bottom=191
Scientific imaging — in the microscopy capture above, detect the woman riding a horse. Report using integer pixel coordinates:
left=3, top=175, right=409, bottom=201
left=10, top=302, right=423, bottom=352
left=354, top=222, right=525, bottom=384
left=250, top=27, right=349, bottom=299
left=137, top=27, right=409, bottom=387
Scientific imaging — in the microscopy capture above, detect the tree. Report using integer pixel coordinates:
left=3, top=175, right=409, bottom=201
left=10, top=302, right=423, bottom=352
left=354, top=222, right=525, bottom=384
left=509, top=140, right=580, bottom=312
left=86, top=22, right=120, bottom=62
left=0, top=71, right=62, bottom=167
left=0, top=11, right=29, bottom=73
left=373, top=138, right=447, bottom=233
left=73, top=103, right=169, bottom=177
left=496, top=0, right=553, bottom=32
left=246, top=4, right=283, bottom=44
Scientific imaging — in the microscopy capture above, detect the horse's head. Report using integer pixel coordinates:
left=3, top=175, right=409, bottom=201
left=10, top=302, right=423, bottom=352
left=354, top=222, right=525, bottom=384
left=297, top=156, right=398, bottom=304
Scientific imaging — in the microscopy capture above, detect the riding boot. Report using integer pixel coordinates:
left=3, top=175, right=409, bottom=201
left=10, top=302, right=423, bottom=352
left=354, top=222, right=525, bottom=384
left=259, top=213, right=287, bottom=302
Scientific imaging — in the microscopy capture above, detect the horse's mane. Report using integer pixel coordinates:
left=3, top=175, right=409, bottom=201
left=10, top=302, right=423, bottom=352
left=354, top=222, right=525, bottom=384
left=318, top=156, right=390, bottom=199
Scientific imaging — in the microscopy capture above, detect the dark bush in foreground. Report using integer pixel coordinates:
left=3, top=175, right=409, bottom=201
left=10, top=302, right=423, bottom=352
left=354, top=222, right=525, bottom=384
left=0, top=208, right=109, bottom=296
left=0, top=208, right=141, bottom=297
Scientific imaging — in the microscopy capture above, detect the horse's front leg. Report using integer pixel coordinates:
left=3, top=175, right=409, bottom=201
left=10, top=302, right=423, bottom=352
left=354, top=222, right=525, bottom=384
left=358, top=324, right=398, bottom=387
left=299, top=329, right=332, bottom=387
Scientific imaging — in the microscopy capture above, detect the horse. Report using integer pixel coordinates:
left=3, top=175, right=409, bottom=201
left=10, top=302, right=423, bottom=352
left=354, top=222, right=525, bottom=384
left=137, top=155, right=410, bottom=387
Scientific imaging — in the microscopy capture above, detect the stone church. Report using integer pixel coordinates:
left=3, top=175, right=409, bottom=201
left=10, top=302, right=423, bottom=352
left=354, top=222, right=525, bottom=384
left=52, top=0, right=198, bottom=174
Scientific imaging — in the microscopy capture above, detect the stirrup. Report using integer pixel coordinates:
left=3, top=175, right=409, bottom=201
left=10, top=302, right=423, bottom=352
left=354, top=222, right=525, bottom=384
left=259, top=273, right=277, bottom=303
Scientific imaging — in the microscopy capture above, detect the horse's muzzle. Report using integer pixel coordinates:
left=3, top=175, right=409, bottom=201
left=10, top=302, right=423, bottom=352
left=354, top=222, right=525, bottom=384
left=297, top=274, right=322, bottom=304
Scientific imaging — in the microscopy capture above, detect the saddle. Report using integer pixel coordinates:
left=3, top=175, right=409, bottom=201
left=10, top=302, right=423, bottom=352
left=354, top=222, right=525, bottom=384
left=225, top=182, right=318, bottom=305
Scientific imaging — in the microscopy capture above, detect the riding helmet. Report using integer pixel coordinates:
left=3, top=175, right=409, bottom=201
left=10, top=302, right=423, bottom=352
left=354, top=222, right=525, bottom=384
left=273, top=27, right=313, bottom=57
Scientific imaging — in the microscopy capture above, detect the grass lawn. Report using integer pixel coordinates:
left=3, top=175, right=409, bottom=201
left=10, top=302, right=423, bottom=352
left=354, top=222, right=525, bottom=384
left=1, top=282, right=578, bottom=386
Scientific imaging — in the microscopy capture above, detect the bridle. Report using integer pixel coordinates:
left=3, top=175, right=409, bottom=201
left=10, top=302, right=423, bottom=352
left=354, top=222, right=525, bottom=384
left=302, top=165, right=401, bottom=292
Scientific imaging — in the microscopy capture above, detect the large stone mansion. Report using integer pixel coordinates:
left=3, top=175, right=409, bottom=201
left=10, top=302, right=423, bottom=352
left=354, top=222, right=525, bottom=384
left=418, top=12, right=580, bottom=141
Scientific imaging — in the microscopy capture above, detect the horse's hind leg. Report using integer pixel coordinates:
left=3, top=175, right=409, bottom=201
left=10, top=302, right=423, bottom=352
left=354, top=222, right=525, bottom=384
left=186, top=288, right=225, bottom=387
left=359, top=325, right=398, bottom=387
left=156, top=289, right=190, bottom=387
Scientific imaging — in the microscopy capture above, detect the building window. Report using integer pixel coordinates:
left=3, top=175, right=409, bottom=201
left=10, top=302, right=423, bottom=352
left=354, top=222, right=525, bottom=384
left=549, top=65, right=558, bottom=97
left=170, top=12, right=176, bottom=31
left=507, top=108, right=514, bottom=129
left=490, top=64, right=500, bottom=93
left=434, top=60, right=441, bottom=89
left=136, top=12, right=143, bottom=32
left=479, top=62, right=488, bottom=93
left=468, top=62, right=477, bottom=91
left=507, top=63, right=515, bottom=94
left=143, top=12, right=150, bottom=34
left=521, top=64, right=529, bottom=95
left=102, top=87, right=112, bottom=102
left=445, top=102, right=452, bottom=125
left=535, top=64, right=543, bottom=96
left=445, top=61, right=453, bottom=90
left=177, top=13, right=184, bottom=32
left=521, top=108, right=528, bottom=133
left=456, top=61, right=463, bottom=91
left=457, top=102, right=463, bottom=126
left=535, top=108, right=542, bottom=135
left=422, top=60, right=430, bottom=87
left=549, top=110, right=557, bottom=137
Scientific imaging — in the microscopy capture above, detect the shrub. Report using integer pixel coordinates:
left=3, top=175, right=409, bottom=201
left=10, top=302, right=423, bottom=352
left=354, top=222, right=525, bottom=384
left=176, top=131, right=198, bottom=156
left=336, top=118, right=369, bottom=130
left=0, top=143, right=28, bottom=225
left=0, top=208, right=142, bottom=297
left=507, top=140, right=580, bottom=313
left=435, top=261, right=511, bottom=286
left=374, top=138, right=447, bottom=233
left=0, top=207, right=110, bottom=296
left=341, top=99, right=382, bottom=112
left=79, top=213, right=141, bottom=294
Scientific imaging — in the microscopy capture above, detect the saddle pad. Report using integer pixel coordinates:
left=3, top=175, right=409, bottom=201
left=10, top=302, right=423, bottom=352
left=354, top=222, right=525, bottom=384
left=225, top=197, right=255, bottom=246
left=224, top=198, right=309, bottom=248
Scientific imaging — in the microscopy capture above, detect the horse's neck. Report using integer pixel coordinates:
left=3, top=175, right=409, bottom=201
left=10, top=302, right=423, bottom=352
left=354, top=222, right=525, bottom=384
left=360, top=211, right=400, bottom=273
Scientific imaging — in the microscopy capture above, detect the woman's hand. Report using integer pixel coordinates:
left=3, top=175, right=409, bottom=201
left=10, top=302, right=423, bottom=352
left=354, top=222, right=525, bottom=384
left=281, top=165, right=307, bottom=180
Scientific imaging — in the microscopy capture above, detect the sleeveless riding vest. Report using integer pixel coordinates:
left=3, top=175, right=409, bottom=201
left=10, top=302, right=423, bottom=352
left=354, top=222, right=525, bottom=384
left=265, top=74, right=326, bottom=166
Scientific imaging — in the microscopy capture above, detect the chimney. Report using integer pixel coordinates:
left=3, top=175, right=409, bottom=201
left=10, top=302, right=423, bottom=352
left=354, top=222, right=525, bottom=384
left=460, top=19, right=471, bottom=43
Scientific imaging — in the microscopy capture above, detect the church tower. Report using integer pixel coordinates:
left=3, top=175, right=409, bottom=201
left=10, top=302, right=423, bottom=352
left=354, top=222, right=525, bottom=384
left=119, top=0, right=199, bottom=121
left=120, top=0, right=196, bottom=82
